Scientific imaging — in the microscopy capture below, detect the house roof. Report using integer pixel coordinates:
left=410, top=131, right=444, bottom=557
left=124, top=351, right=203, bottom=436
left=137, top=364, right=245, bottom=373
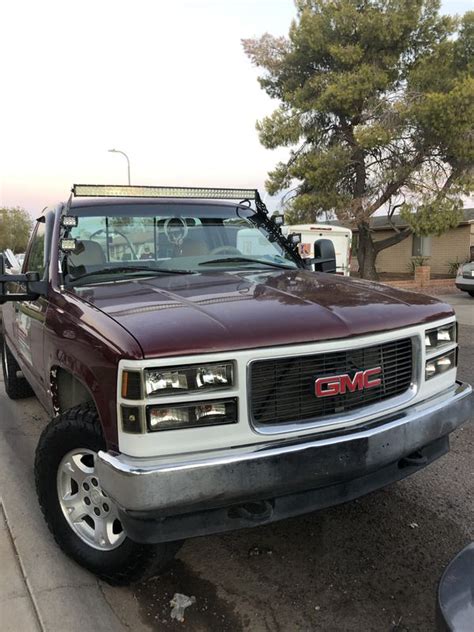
left=327, top=208, right=474, bottom=232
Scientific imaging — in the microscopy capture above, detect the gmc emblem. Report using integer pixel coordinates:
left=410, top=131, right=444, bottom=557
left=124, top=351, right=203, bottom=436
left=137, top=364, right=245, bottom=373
left=315, top=367, right=382, bottom=398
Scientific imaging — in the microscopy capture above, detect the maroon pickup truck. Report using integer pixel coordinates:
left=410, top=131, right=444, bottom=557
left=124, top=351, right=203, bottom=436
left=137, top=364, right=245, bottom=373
left=0, top=185, right=471, bottom=585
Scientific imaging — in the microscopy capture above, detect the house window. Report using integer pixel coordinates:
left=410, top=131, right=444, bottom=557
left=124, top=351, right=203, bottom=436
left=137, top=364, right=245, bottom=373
left=412, top=235, right=431, bottom=257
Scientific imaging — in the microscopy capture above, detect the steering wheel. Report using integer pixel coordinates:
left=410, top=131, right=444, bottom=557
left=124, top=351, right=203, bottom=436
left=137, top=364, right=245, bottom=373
left=209, top=246, right=242, bottom=255
left=164, top=217, right=189, bottom=246
left=89, top=228, right=137, bottom=260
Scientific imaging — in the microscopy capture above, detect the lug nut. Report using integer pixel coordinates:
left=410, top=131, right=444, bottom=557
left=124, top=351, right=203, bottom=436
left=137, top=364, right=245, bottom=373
left=91, top=478, right=98, bottom=487
left=103, top=503, right=109, bottom=512
left=83, top=482, right=90, bottom=491
left=94, top=507, right=100, bottom=516
left=84, top=497, right=91, bottom=506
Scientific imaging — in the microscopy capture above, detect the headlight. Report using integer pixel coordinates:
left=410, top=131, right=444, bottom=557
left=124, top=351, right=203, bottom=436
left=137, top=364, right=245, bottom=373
left=144, top=362, right=234, bottom=396
left=425, top=323, right=457, bottom=351
left=147, top=399, right=238, bottom=431
left=425, top=350, right=457, bottom=380
left=147, top=370, right=188, bottom=393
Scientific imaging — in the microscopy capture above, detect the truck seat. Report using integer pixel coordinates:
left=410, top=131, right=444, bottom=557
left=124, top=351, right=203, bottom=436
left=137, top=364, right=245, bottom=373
left=69, top=240, right=107, bottom=267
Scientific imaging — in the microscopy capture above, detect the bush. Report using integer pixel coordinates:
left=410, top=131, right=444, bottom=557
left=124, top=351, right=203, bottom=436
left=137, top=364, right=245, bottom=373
left=406, top=256, right=430, bottom=275
left=447, top=258, right=469, bottom=277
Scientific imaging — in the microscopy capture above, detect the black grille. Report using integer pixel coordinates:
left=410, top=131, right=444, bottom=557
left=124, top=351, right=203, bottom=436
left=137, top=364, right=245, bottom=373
left=250, top=338, right=413, bottom=425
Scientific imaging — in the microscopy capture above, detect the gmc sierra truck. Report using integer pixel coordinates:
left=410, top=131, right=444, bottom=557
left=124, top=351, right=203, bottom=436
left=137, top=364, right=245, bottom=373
left=0, top=185, right=471, bottom=585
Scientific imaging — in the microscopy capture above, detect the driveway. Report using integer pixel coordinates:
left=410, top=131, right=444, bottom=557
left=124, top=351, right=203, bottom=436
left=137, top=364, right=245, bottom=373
left=0, top=293, right=472, bottom=631
left=438, top=292, right=473, bottom=327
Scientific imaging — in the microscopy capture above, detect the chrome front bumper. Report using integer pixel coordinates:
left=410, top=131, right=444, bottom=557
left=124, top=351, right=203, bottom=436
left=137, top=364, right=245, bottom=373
left=97, top=382, right=472, bottom=521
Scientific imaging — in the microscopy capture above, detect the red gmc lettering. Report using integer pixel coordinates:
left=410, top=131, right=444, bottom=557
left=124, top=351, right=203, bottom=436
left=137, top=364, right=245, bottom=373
left=363, top=367, right=382, bottom=389
left=315, top=367, right=382, bottom=397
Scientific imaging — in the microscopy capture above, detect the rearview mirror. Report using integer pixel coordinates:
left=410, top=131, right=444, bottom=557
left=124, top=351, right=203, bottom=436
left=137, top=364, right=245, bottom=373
left=0, top=254, right=47, bottom=304
left=312, top=238, right=337, bottom=273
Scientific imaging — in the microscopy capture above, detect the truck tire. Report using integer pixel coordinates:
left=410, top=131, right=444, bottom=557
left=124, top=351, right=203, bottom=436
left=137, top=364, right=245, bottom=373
left=468, top=291, right=474, bottom=297
left=35, top=403, right=182, bottom=585
left=2, top=337, right=34, bottom=399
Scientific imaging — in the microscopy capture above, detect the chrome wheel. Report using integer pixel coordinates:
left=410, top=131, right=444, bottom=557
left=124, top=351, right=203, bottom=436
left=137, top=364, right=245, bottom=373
left=56, top=449, right=125, bottom=551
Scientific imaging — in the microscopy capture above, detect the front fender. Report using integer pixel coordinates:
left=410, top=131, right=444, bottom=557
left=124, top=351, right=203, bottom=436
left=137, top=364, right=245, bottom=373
left=44, top=291, right=143, bottom=450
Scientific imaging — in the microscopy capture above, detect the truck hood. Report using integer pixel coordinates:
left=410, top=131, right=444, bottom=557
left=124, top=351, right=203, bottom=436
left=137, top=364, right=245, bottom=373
left=70, top=270, right=453, bottom=359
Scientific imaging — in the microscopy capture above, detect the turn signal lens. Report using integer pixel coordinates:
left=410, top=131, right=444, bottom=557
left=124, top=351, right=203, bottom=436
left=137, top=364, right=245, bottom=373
left=121, top=371, right=142, bottom=399
left=121, top=406, right=143, bottom=433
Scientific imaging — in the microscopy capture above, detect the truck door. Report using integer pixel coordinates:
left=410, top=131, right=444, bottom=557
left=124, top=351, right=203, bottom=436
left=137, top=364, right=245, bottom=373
left=14, top=219, right=49, bottom=404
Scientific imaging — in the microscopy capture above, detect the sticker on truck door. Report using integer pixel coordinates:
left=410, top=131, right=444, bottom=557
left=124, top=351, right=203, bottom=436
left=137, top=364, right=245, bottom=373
left=16, top=304, right=34, bottom=365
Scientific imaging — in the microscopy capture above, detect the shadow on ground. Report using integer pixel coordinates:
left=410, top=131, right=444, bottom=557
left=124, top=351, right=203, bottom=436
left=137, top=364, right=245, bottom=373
left=133, top=478, right=471, bottom=631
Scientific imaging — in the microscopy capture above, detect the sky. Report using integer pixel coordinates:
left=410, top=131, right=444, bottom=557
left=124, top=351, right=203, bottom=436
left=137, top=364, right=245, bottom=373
left=1, top=0, right=471, bottom=216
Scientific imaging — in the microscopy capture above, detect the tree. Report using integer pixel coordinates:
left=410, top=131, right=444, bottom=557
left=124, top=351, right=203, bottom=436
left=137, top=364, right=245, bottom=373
left=243, top=1, right=473, bottom=279
left=0, top=207, right=33, bottom=253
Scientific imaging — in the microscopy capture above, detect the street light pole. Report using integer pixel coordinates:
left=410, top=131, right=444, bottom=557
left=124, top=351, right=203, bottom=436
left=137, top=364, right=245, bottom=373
left=108, top=149, right=131, bottom=185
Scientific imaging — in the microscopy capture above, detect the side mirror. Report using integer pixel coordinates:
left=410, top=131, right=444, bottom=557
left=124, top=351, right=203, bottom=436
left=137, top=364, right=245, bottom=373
left=0, top=254, right=47, bottom=304
left=312, top=238, right=337, bottom=273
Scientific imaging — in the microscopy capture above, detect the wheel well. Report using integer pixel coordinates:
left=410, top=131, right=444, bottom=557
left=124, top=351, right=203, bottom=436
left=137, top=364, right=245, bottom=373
left=52, top=368, right=94, bottom=415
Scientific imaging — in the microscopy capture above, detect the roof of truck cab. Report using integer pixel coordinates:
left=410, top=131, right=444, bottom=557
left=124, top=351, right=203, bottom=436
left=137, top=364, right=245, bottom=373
left=69, top=197, right=245, bottom=209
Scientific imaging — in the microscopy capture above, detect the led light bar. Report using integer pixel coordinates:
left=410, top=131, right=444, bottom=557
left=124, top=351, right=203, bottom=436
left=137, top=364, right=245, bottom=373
left=61, top=215, right=78, bottom=228
left=60, top=238, right=78, bottom=252
left=73, top=184, right=257, bottom=200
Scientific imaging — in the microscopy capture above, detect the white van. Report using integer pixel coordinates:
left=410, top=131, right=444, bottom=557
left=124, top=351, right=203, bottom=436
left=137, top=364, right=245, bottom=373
left=284, top=224, right=352, bottom=275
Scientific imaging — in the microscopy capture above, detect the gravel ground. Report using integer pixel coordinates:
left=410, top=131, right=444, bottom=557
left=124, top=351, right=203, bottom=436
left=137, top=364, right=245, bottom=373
left=119, top=322, right=473, bottom=632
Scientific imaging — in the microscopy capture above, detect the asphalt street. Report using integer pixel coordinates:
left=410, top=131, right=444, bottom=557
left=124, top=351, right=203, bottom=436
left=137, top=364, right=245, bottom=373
left=0, top=292, right=472, bottom=631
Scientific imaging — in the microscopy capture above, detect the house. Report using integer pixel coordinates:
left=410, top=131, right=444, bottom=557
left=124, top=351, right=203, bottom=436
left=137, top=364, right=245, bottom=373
left=349, top=209, right=474, bottom=275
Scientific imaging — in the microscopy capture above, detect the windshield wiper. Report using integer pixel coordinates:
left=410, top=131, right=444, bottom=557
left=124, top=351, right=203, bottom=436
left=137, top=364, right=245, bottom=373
left=199, top=257, right=295, bottom=270
left=69, top=266, right=194, bottom=283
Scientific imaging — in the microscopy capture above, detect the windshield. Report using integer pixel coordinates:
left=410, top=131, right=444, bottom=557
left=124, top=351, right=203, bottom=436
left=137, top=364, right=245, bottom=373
left=65, top=203, right=298, bottom=284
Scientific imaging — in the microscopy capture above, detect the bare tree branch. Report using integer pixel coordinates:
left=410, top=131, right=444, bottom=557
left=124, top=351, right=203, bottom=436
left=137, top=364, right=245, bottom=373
left=374, top=227, right=412, bottom=253
left=367, top=151, right=425, bottom=214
